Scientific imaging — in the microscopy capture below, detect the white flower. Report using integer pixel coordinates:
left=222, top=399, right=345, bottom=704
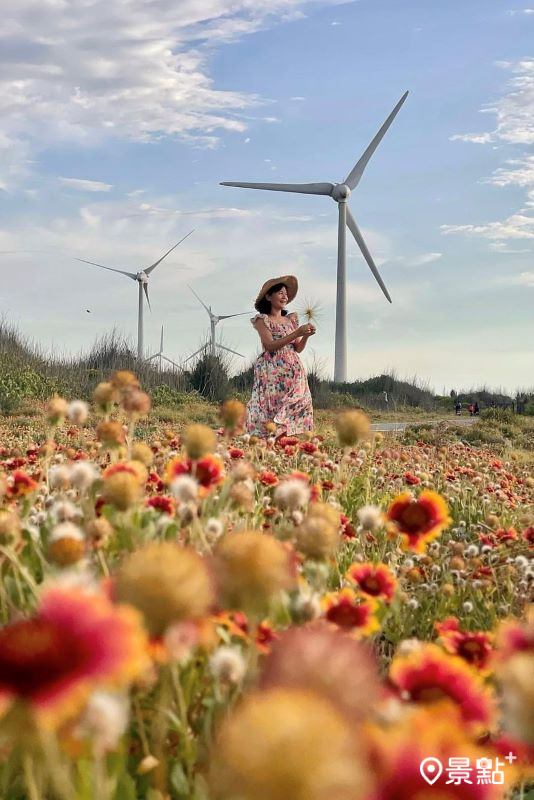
left=463, top=601, right=474, bottom=613
left=205, top=517, right=224, bottom=541
left=170, top=475, right=199, bottom=503
left=209, top=646, right=246, bottom=685
left=48, top=464, right=71, bottom=490
left=273, top=479, right=310, bottom=511
left=50, top=500, right=82, bottom=523
left=356, top=504, right=382, bottom=531
left=67, top=400, right=89, bottom=426
left=50, top=521, right=84, bottom=542
left=74, top=691, right=129, bottom=753
left=293, top=591, right=321, bottom=621
left=70, top=461, right=99, bottom=491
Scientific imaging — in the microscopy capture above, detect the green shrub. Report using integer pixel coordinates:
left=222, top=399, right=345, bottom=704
left=151, top=385, right=206, bottom=407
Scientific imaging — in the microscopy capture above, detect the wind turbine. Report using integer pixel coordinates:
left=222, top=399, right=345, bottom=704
left=221, top=92, right=408, bottom=382
left=75, top=230, right=194, bottom=360
left=185, top=285, right=248, bottom=362
left=146, top=326, right=180, bottom=371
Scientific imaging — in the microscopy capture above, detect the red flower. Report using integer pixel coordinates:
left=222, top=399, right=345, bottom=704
left=386, top=490, right=451, bottom=553
left=404, top=472, right=421, bottom=486
left=258, top=470, right=279, bottom=487
left=8, top=470, right=38, bottom=498
left=165, top=454, right=224, bottom=495
left=299, top=442, right=318, bottom=455
left=322, top=589, right=380, bottom=637
left=0, top=586, right=147, bottom=728
left=346, top=562, right=397, bottom=603
left=146, top=495, right=176, bottom=516
left=228, top=447, right=244, bottom=460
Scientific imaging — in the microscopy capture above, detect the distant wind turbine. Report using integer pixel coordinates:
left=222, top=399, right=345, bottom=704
left=185, top=285, right=248, bottom=362
left=221, top=92, right=408, bottom=382
left=146, top=326, right=180, bottom=371
left=75, top=230, right=194, bottom=360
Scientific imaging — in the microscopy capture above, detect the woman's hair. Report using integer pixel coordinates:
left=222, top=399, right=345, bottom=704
left=257, top=282, right=288, bottom=316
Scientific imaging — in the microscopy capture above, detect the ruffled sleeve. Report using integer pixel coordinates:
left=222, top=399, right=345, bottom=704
left=251, top=313, right=270, bottom=328
left=288, top=312, right=299, bottom=330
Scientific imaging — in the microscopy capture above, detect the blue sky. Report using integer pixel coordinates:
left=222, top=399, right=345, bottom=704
left=0, top=0, right=532, bottom=392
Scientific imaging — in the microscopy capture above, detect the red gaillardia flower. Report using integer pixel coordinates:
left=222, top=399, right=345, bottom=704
left=8, top=470, right=38, bottom=498
left=322, top=589, right=380, bottom=638
left=345, top=562, right=397, bottom=603
left=435, top=618, right=494, bottom=673
left=146, top=495, right=176, bottom=516
left=0, top=586, right=147, bottom=728
left=386, top=490, right=451, bottom=552
left=165, top=454, right=224, bottom=496
left=389, top=643, right=495, bottom=730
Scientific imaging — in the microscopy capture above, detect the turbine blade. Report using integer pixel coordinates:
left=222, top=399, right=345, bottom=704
left=146, top=352, right=159, bottom=360
left=218, top=345, right=245, bottom=358
left=75, top=258, right=137, bottom=280
left=143, top=283, right=151, bottom=311
left=188, top=285, right=210, bottom=314
left=346, top=208, right=392, bottom=303
left=217, top=312, right=250, bottom=320
left=184, top=345, right=207, bottom=363
left=220, top=181, right=334, bottom=196
left=144, top=229, right=195, bottom=275
left=344, top=91, right=409, bottom=190
left=161, top=355, right=180, bottom=369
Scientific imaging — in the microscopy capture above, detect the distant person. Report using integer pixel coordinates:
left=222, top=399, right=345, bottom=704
left=468, top=403, right=475, bottom=416
left=455, top=401, right=462, bottom=416
left=246, top=275, right=315, bottom=438
left=474, top=402, right=480, bottom=415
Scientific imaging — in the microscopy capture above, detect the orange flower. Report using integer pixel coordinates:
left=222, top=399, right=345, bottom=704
left=322, top=589, right=380, bottom=637
left=0, top=586, right=147, bottom=728
left=345, top=562, right=397, bottom=603
left=165, top=454, right=224, bottom=495
left=390, top=643, right=495, bottom=730
left=8, top=470, right=38, bottom=498
left=386, top=490, right=451, bottom=552
left=258, top=470, right=279, bottom=487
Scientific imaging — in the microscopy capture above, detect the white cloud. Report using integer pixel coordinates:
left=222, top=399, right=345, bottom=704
left=492, top=270, right=534, bottom=287
left=0, top=0, right=344, bottom=189
left=450, top=59, right=534, bottom=146
left=441, top=215, right=534, bottom=241
left=59, top=177, right=113, bottom=193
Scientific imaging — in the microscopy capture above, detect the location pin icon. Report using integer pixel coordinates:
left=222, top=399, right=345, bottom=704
left=420, top=758, right=443, bottom=785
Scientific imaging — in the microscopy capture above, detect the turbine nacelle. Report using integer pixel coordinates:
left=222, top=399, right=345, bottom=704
left=136, top=271, right=149, bottom=284
left=331, top=184, right=351, bottom=202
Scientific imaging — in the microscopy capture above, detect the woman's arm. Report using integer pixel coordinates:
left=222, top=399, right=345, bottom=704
left=294, top=325, right=315, bottom=353
left=253, top=319, right=310, bottom=353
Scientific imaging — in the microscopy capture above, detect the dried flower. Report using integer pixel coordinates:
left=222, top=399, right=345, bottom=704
left=209, top=646, right=247, bottom=685
left=335, top=410, right=371, bottom=447
left=221, top=399, right=246, bottom=433
left=183, top=424, right=216, bottom=460
left=209, top=688, right=367, bottom=800
left=274, top=479, right=310, bottom=511
left=67, top=400, right=89, bottom=426
left=97, top=421, right=126, bottom=449
left=214, top=532, right=296, bottom=615
left=113, top=542, right=215, bottom=637
left=102, top=471, right=142, bottom=511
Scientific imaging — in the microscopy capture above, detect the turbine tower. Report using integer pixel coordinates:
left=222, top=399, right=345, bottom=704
left=146, top=326, right=180, bottom=371
left=75, top=230, right=194, bottom=360
left=185, top=285, right=248, bottom=362
left=221, top=92, right=408, bottom=382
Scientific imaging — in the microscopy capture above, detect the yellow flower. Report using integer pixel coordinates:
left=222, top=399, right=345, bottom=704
left=183, top=424, right=216, bottom=460
left=0, top=509, right=21, bottom=545
left=131, top=442, right=154, bottom=467
left=46, top=395, right=68, bottom=425
left=93, top=382, right=115, bottom=411
left=214, top=532, right=296, bottom=615
left=295, top=504, right=340, bottom=560
left=334, top=409, right=371, bottom=447
left=221, top=399, right=245, bottom=433
left=209, top=688, right=367, bottom=800
left=113, top=542, right=215, bottom=638
left=96, top=421, right=126, bottom=449
left=102, top=472, right=142, bottom=511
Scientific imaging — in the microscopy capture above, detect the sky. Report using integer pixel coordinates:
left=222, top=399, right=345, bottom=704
left=0, top=0, right=532, bottom=394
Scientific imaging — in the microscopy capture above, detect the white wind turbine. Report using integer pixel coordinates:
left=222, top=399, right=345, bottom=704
left=221, top=92, right=408, bottom=382
left=75, top=230, right=194, bottom=361
left=146, top=326, right=180, bottom=371
left=185, top=285, right=248, bottom=362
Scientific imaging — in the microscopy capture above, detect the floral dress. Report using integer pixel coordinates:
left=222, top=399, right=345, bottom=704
left=246, top=312, right=313, bottom=436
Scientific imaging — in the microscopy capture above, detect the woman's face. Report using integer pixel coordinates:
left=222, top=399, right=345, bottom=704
left=267, top=285, right=288, bottom=310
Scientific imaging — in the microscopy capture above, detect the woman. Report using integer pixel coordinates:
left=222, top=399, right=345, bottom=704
left=246, top=275, right=315, bottom=437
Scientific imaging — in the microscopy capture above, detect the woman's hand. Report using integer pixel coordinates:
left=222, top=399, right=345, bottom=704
left=297, top=323, right=316, bottom=337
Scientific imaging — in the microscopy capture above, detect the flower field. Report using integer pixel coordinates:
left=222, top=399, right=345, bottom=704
left=0, top=371, right=533, bottom=800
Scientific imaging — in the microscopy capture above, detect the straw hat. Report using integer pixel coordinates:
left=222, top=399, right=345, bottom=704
left=254, top=275, right=298, bottom=311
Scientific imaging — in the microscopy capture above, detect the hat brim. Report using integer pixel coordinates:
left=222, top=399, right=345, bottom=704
left=254, top=275, right=298, bottom=311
